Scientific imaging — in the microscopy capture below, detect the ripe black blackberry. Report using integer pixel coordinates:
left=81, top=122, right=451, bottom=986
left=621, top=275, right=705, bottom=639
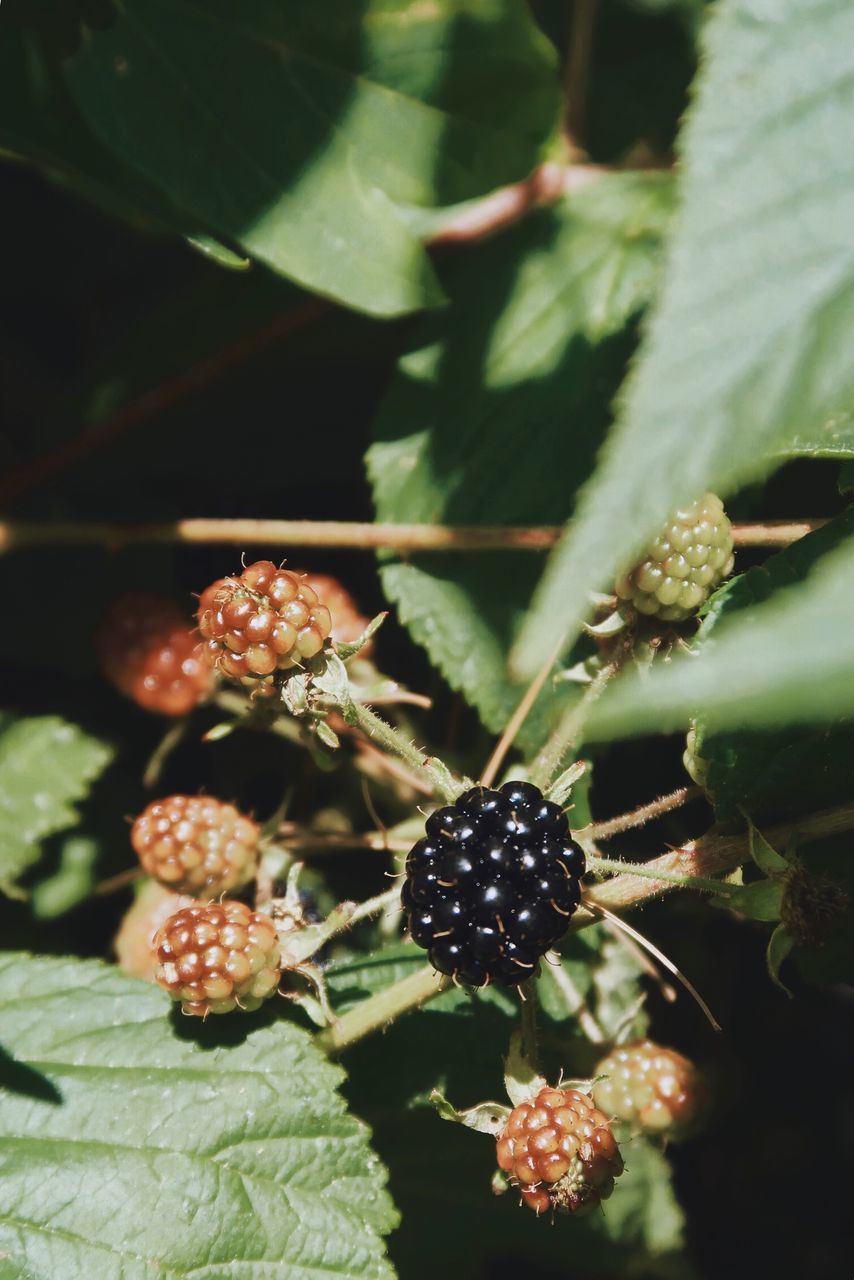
left=401, top=781, right=585, bottom=987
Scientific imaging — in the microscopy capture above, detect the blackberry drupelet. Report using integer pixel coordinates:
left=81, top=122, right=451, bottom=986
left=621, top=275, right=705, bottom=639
left=401, top=781, right=585, bottom=987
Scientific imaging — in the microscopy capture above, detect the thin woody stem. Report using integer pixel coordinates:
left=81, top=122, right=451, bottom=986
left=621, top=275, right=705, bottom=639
left=0, top=518, right=825, bottom=555
left=316, top=964, right=450, bottom=1054
left=480, top=638, right=564, bottom=788
left=531, top=656, right=625, bottom=790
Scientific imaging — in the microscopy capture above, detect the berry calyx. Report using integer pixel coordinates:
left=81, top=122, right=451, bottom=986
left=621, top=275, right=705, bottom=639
left=496, top=1085, right=624, bottom=1215
left=131, top=794, right=260, bottom=897
left=592, top=1039, right=707, bottom=1137
left=153, top=900, right=281, bottom=1016
left=96, top=592, right=215, bottom=716
left=615, top=494, right=734, bottom=622
left=401, top=781, right=585, bottom=987
left=197, top=561, right=333, bottom=680
left=298, top=572, right=372, bottom=651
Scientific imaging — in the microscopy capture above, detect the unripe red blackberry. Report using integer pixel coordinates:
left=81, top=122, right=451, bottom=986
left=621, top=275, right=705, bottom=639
left=197, top=562, right=333, bottom=680
left=298, top=572, right=372, bottom=652
left=154, top=900, right=281, bottom=1016
left=114, top=880, right=194, bottom=982
left=97, top=592, right=215, bottom=716
left=496, top=1086, right=624, bottom=1216
left=131, top=795, right=260, bottom=897
left=402, top=781, right=585, bottom=988
left=592, top=1040, right=707, bottom=1137
left=615, top=494, right=734, bottom=622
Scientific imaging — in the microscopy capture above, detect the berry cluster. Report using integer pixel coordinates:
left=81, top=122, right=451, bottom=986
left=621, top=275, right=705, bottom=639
left=131, top=795, right=260, bottom=897
left=593, top=1040, right=707, bottom=1137
left=615, top=493, right=734, bottom=622
left=197, top=561, right=332, bottom=680
left=97, top=592, right=214, bottom=716
left=496, top=1086, right=624, bottom=1215
left=402, top=781, right=585, bottom=987
left=153, top=901, right=281, bottom=1016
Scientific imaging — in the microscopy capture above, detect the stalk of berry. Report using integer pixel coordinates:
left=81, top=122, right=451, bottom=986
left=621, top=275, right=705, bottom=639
left=615, top=494, right=734, bottom=622
left=496, top=1085, right=624, bottom=1215
left=401, top=781, right=586, bottom=987
left=153, top=900, right=281, bottom=1016
left=592, top=1039, right=707, bottom=1137
left=197, top=561, right=332, bottom=680
left=97, top=592, right=215, bottom=716
left=131, top=794, right=260, bottom=897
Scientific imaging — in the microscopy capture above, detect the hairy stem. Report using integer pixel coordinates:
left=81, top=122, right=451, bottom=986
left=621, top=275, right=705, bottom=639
left=345, top=701, right=464, bottom=804
left=532, top=658, right=624, bottom=790
left=583, top=785, right=703, bottom=840
left=316, top=964, right=450, bottom=1054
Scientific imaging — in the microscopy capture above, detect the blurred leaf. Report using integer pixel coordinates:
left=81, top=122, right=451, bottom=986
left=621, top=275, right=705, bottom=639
left=0, top=715, right=113, bottom=897
left=766, top=923, right=795, bottom=995
left=29, top=834, right=100, bottom=919
left=0, top=953, right=397, bottom=1279
left=368, top=173, right=674, bottom=741
left=514, top=0, right=854, bottom=675
left=748, top=822, right=788, bottom=877
left=58, top=0, right=560, bottom=316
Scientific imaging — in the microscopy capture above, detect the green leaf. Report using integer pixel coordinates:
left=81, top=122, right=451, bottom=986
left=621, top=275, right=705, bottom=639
left=57, top=0, right=560, bottom=316
left=513, top=0, right=854, bottom=676
left=0, top=954, right=397, bottom=1279
left=0, top=716, right=113, bottom=897
left=368, top=173, right=674, bottom=740
left=586, top=510, right=854, bottom=739
left=597, top=1137, right=685, bottom=1257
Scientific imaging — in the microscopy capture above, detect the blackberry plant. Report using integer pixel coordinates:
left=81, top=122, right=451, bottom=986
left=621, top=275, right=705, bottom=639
left=2, top=2, right=853, bottom=1277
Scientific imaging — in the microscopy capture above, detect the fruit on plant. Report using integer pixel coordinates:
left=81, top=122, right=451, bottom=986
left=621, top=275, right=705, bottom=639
left=97, top=592, right=215, bottom=715
left=592, top=1039, right=707, bottom=1137
left=401, top=781, right=585, bottom=987
left=153, top=900, right=281, bottom=1015
left=114, top=880, right=195, bottom=982
left=614, top=494, right=734, bottom=622
left=682, top=721, right=710, bottom=790
left=197, top=561, right=333, bottom=679
left=299, top=572, right=371, bottom=651
left=131, top=794, right=260, bottom=896
left=496, top=1085, right=624, bottom=1215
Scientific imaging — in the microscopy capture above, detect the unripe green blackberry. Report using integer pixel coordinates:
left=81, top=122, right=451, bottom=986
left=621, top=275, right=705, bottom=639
left=97, top=592, right=215, bottom=716
left=683, top=722, right=710, bottom=790
left=131, top=795, right=260, bottom=897
left=615, top=494, right=734, bottom=622
left=153, top=900, right=281, bottom=1016
left=592, top=1040, right=707, bottom=1137
left=197, top=562, right=333, bottom=680
left=496, top=1085, right=624, bottom=1216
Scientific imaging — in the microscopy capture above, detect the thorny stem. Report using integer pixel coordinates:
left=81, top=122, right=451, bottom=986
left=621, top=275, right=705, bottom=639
left=315, top=800, right=854, bottom=1054
left=316, top=964, right=450, bottom=1054
left=345, top=700, right=465, bottom=804
left=583, top=786, right=702, bottom=840
left=584, top=853, right=732, bottom=896
left=0, top=518, right=825, bottom=555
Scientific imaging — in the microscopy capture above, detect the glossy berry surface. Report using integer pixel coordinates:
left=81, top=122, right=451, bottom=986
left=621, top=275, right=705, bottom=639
left=615, top=493, right=734, bottom=622
left=401, top=781, right=585, bottom=987
left=298, top=571, right=371, bottom=651
left=131, top=794, right=260, bottom=897
left=593, top=1039, right=707, bottom=1137
left=496, top=1086, right=624, bottom=1216
left=153, top=901, right=281, bottom=1016
left=97, top=592, right=215, bottom=716
left=197, top=561, right=332, bottom=680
